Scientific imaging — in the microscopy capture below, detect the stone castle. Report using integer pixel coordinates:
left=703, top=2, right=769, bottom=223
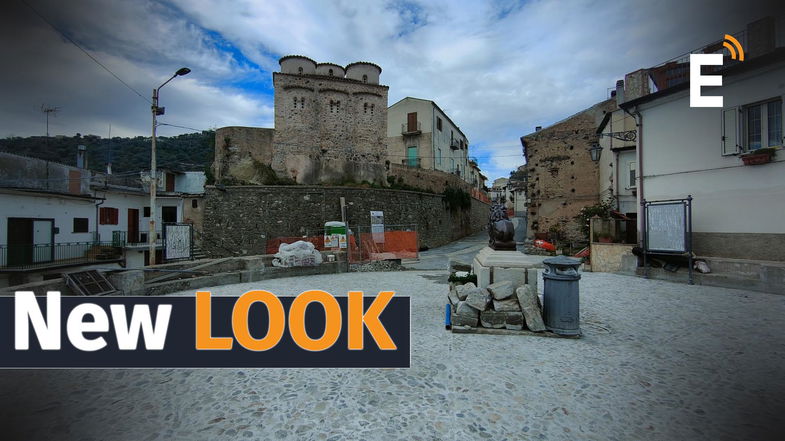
left=214, top=55, right=389, bottom=186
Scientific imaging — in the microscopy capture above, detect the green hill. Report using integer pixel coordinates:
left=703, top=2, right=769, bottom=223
left=0, top=131, right=215, bottom=178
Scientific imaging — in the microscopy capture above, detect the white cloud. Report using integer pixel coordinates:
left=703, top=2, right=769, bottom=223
left=2, top=0, right=779, bottom=180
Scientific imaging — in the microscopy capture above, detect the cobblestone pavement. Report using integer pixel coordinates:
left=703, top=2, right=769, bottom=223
left=2, top=269, right=785, bottom=440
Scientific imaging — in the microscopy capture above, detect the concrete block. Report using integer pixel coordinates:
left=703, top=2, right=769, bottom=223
left=492, top=267, right=526, bottom=288
left=106, top=270, right=145, bottom=295
left=480, top=310, right=506, bottom=329
left=487, top=280, right=514, bottom=300
left=516, top=286, right=545, bottom=332
left=492, top=297, right=520, bottom=312
left=456, top=301, right=480, bottom=317
left=455, top=282, right=475, bottom=301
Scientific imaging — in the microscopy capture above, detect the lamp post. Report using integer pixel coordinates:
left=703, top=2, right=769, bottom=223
left=149, top=67, right=190, bottom=266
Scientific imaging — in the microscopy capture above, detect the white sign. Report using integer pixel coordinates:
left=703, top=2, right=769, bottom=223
left=164, top=224, right=192, bottom=260
left=646, top=203, right=686, bottom=252
left=370, top=211, right=384, bottom=243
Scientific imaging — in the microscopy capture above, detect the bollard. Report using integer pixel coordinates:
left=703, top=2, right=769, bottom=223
left=542, top=256, right=582, bottom=336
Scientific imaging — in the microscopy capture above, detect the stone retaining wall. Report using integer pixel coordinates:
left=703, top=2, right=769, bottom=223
left=202, top=185, right=490, bottom=257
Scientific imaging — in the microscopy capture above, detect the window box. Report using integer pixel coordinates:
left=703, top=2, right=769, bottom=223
left=740, top=148, right=776, bottom=165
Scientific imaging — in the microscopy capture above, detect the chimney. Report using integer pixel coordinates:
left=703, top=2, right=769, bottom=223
left=624, top=69, right=650, bottom=102
left=76, top=145, right=87, bottom=169
left=746, top=16, right=776, bottom=58
left=535, top=126, right=542, bottom=132
left=615, top=80, right=625, bottom=106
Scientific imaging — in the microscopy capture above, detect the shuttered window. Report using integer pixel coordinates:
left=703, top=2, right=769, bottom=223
left=99, top=207, right=119, bottom=225
left=721, top=107, right=740, bottom=155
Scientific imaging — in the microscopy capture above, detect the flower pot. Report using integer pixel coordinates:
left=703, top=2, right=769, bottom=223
left=741, top=153, right=772, bottom=165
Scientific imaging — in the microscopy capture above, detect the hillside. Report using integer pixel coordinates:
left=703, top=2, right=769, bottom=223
left=0, top=131, right=215, bottom=178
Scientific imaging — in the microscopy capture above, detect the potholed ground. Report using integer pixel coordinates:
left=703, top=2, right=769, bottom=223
left=1, top=267, right=784, bottom=440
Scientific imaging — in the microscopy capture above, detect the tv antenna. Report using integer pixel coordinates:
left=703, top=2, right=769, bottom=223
left=41, top=104, right=61, bottom=137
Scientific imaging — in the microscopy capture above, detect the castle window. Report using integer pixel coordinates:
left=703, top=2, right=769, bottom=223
left=364, top=103, right=368, bottom=114
left=300, top=97, right=305, bottom=108
left=298, top=66, right=303, bottom=74
left=370, top=104, right=374, bottom=115
left=293, top=97, right=297, bottom=107
left=362, top=74, right=368, bottom=83
left=328, top=68, right=334, bottom=76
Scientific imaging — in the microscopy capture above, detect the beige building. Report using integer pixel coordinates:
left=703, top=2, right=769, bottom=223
left=387, top=97, right=472, bottom=182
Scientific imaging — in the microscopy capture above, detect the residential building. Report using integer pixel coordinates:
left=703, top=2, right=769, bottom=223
left=520, top=99, right=616, bottom=239
left=489, top=177, right=510, bottom=204
left=0, top=151, right=205, bottom=287
left=387, top=97, right=472, bottom=183
left=618, top=21, right=785, bottom=261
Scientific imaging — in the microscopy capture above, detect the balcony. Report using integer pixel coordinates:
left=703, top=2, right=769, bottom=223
left=450, top=139, right=460, bottom=150
left=401, top=158, right=422, bottom=168
left=401, top=122, right=421, bottom=136
left=0, top=241, right=123, bottom=271
left=111, top=230, right=162, bottom=247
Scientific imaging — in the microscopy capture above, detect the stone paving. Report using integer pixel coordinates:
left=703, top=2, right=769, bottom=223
left=2, top=260, right=785, bottom=440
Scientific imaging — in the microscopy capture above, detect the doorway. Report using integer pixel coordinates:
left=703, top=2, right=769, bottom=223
left=7, top=218, right=53, bottom=266
left=128, top=208, right=139, bottom=243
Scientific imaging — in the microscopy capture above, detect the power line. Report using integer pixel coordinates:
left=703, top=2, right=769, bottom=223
left=157, top=123, right=204, bottom=132
left=19, top=0, right=151, bottom=104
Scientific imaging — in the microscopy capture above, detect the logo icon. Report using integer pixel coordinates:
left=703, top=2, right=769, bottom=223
left=722, top=34, right=744, bottom=61
left=690, top=34, right=745, bottom=108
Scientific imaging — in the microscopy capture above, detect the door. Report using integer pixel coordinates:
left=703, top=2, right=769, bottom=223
left=7, top=218, right=33, bottom=266
left=407, top=146, right=418, bottom=167
left=407, top=112, right=417, bottom=132
left=128, top=208, right=139, bottom=243
left=32, top=220, right=54, bottom=263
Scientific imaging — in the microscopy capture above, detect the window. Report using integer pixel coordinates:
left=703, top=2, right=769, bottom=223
left=437, top=148, right=442, bottom=166
left=362, top=74, right=368, bottom=83
left=191, top=199, right=198, bottom=209
left=364, top=103, right=368, bottom=114
left=627, top=161, right=637, bottom=189
left=437, top=117, right=442, bottom=131
left=73, top=218, right=89, bottom=233
left=741, top=98, right=783, bottom=151
left=99, top=207, right=119, bottom=225
left=143, top=206, right=150, bottom=217
left=328, top=68, right=334, bottom=76
left=298, top=66, right=303, bottom=74
left=161, top=206, right=177, bottom=223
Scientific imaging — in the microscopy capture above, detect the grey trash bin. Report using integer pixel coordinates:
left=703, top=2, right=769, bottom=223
left=542, top=256, right=582, bottom=336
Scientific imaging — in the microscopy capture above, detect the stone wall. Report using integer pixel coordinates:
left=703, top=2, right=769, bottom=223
left=213, top=127, right=275, bottom=184
left=202, top=185, right=490, bottom=257
left=522, top=99, right=615, bottom=239
left=590, top=243, right=635, bottom=272
left=387, top=163, right=474, bottom=194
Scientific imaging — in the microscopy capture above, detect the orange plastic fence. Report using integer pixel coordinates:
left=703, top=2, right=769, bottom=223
left=266, top=231, right=418, bottom=263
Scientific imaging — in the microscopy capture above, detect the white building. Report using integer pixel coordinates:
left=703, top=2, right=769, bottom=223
left=619, top=44, right=785, bottom=261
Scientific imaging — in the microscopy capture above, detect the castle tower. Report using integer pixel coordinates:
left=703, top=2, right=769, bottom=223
left=272, top=55, right=389, bottom=185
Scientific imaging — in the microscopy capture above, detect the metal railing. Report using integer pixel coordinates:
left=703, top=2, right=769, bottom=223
left=111, top=230, right=162, bottom=246
left=0, top=241, right=123, bottom=270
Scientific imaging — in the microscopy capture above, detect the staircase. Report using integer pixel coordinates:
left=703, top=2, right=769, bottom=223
left=191, top=244, right=208, bottom=260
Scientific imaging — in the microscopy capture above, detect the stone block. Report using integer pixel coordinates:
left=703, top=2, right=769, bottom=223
left=448, top=288, right=460, bottom=308
left=516, top=286, right=545, bottom=332
left=455, top=282, right=475, bottom=301
left=526, top=268, right=539, bottom=293
left=487, top=280, right=515, bottom=300
left=456, top=301, right=479, bottom=317
left=493, top=297, right=520, bottom=312
left=480, top=310, right=506, bottom=329
left=504, top=312, right=524, bottom=330
left=465, top=287, right=491, bottom=311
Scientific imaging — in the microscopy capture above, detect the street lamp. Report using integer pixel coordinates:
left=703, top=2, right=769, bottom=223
left=588, top=143, right=603, bottom=162
left=149, top=67, right=190, bottom=266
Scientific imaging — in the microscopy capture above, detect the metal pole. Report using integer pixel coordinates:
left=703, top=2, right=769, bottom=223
left=148, top=88, right=158, bottom=266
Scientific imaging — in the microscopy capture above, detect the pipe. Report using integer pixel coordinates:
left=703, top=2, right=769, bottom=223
left=444, top=303, right=452, bottom=330
left=623, top=106, right=643, bottom=243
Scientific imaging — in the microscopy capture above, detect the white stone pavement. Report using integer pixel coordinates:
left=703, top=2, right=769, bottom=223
left=1, top=270, right=784, bottom=440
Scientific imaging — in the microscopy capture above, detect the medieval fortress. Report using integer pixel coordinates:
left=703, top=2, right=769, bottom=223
left=214, top=55, right=389, bottom=185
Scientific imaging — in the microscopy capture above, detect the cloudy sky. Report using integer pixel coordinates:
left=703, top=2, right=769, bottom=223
left=1, top=0, right=780, bottom=180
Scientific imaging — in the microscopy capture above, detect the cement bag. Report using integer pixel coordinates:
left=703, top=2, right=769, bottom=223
left=272, top=240, right=323, bottom=267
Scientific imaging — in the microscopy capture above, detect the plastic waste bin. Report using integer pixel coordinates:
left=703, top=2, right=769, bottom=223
left=542, top=256, right=582, bottom=336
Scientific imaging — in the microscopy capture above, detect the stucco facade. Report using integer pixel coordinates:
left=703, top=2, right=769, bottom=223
left=622, top=50, right=785, bottom=260
left=387, top=97, right=472, bottom=183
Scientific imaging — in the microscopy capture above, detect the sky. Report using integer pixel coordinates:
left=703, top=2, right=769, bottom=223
left=1, top=0, right=781, bottom=181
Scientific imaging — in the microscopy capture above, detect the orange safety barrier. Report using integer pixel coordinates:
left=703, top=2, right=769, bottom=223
left=349, top=231, right=418, bottom=262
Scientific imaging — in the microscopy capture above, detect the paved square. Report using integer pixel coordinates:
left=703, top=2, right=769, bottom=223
left=1, top=270, right=784, bottom=440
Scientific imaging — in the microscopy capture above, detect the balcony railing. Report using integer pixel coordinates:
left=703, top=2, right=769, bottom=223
left=0, top=241, right=123, bottom=271
left=111, top=230, right=162, bottom=247
left=401, top=122, right=421, bottom=135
